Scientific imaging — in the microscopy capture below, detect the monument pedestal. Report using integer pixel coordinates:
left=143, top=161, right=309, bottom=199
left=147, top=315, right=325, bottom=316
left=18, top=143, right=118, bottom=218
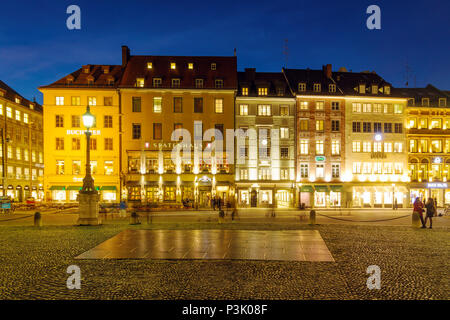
left=77, top=192, right=102, bottom=225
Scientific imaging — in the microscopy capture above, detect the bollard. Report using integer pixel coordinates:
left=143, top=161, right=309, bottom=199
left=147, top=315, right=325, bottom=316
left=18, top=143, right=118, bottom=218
left=309, top=210, right=316, bottom=225
left=411, top=211, right=422, bottom=228
left=34, top=212, right=42, bottom=227
left=129, top=212, right=141, bottom=225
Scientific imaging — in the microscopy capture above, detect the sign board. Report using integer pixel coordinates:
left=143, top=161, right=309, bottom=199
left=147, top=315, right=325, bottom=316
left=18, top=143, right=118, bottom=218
left=427, top=183, right=448, bottom=189
left=315, top=156, right=326, bottom=162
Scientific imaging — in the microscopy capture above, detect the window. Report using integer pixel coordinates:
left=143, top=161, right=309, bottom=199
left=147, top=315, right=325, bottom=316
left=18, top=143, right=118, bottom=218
left=32, top=151, right=36, bottom=162
left=300, top=164, right=309, bottom=178
left=352, top=141, right=361, bottom=152
left=171, top=78, right=180, bottom=88
left=280, top=169, right=289, bottom=180
left=240, top=169, right=248, bottom=180
left=104, top=97, right=113, bottom=106
left=299, top=101, right=308, bottom=110
left=56, top=138, right=64, bottom=150
left=373, top=103, right=382, bottom=113
left=299, top=119, right=308, bottom=131
left=300, top=140, right=308, bottom=154
left=316, top=141, right=324, bottom=155
left=331, top=120, right=340, bottom=132
left=71, top=96, right=81, bottom=106
left=372, top=85, right=378, bottom=94
left=239, top=146, right=248, bottom=158
left=384, top=142, right=392, bottom=153
left=56, top=160, right=65, bottom=175
left=104, top=161, right=114, bottom=175
left=394, top=142, right=403, bottom=153
left=374, top=122, right=382, bottom=133
left=153, top=123, right=162, bottom=140
left=6, top=107, right=12, bottom=118
left=0, top=104, right=3, bottom=115
left=194, top=98, right=203, bottom=113
left=384, top=123, right=392, bottom=133
left=132, top=97, right=141, bottom=112
left=147, top=62, right=153, bottom=69
left=394, top=123, right=402, bottom=133
left=352, top=103, right=361, bottom=113
left=215, top=79, right=223, bottom=88
left=394, top=163, right=403, bottom=174
left=7, top=146, right=12, bottom=159
left=258, top=105, right=271, bottom=116
left=211, top=63, right=216, bottom=70
left=332, top=164, right=340, bottom=178
left=280, top=147, right=289, bottom=159
left=373, top=142, right=382, bottom=152
left=90, top=161, right=98, bottom=174
left=69, top=115, right=80, bottom=128
left=104, top=115, right=113, bottom=128
left=103, top=138, right=113, bottom=151
left=316, top=120, right=324, bottom=131
left=16, top=147, right=21, bottom=160
left=72, top=160, right=81, bottom=175
left=439, top=98, right=447, bottom=107
left=15, top=110, right=20, bottom=121
left=132, top=124, right=141, bottom=139
left=363, top=122, right=372, bottom=133
left=332, top=141, right=340, bottom=155
left=313, top=83, right=321, bottom=92
left=298, top=83, right=306, bottom=92
left=90, top=138, right=97, bottom=150
left=280, top=127, right=289, bottom=139
left=239, top=104, right=248, bottom=115
left=384, top=163, right=393, bottom=174
left=383, top=104, right=390, bottom=113
left=316, top=164, right=324, bottom=178
left=331, top=101, right=340, bottom=111
left=259, top=168, right=271, bottom=180
left=352, top=122, right=361, bottom=132
left=188, top=63, right=193, bottom=70
left=276, top=87, right=285, bottom=96
left=315, top=101, right=324, bottom=111
left=362, top=162, right=372, bottom=174
left=394, top=104, right=403, bottom=114
left=422, top=98, right=429, bottom=107
left=431, top=140, right=442, bottom=153
left=72, top=138, right=80, bottom=150
left=241, top=87, right=248, bottom=96
left=329, top=84, right=336, bottom=93
left=88, top=96, right=96, bottom=106
left=419, top=118, right=428, bottom=129
left=24, top=149, right=28, bottom=161
left=153, top=78, right=162, bottom=87
left=55, top=115, right=64, bottom=127
left=373, top=163, right=382, bottom=174
left=170, top=62, right=176, bottom=69
left=359, top=84, right=366, bottom=94
left=215, top=98, right=224, bottom=113
left=195, top=79, right=203, bottom=88
left=363, top=141, right=371, bottom=152
left=431, top=119, right=442, bottom=129
left=280, top=105, right=289, bottom=116
left=362, top=103, right=372, bottom=113
left=56, top=96, right=64, bottom=105
left=258, top=87, right=268, bottom=96
left=135, top=78, right=144, bottom=87
left=353, top=162, right=361, bottom=174
left=173, top=97, right=182, bottom=113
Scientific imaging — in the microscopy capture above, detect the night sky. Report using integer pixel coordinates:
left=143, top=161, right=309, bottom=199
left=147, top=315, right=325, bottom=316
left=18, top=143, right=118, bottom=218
left=0, top=0, right=448, bottom=104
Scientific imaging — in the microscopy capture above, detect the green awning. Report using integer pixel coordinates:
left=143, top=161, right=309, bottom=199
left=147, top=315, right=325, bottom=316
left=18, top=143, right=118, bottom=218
left=67, top=186, right=82, bottom=191
left=314, top=185, right=329, bottom=192
left=300, top=185, right=314, bottom=192
left=329, top=185, right=343, bottom=192
left=49, top=186, right=65, bottom=190
left=100, top=186, right=117, bottom=191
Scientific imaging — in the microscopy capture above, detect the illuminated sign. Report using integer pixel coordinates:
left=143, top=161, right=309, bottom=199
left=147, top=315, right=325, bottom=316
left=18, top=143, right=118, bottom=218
left=427, top=183, right=448, bottom=189
left=433, top=157, right=442, bottom=164
left=315, top=156, right=326, bottom=162
left=66, top=130, right=101, bottom=135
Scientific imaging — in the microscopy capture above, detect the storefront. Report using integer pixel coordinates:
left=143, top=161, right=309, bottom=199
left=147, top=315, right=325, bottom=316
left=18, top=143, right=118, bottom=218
left=410, top=182, right=449, bottom=207
left=352, top=185, right=408, bottom=208
left=298, top=185, right=313, bottom=208
left=50, top=186, right=66, bottom=202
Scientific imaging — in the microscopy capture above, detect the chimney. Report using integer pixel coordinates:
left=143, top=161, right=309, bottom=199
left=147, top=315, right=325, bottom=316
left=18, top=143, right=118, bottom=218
left=323, top=64, right=332, bottom=78
left=245, top=68, right=256, bottom=81
left=233, top=48, right=236, bottom=56
left=122, top=45, right=130, bottom=67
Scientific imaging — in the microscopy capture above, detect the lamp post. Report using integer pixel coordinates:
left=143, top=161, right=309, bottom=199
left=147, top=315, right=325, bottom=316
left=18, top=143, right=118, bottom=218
left=77, top=106, right=101, bottom=225
left=299, top=182, right=302, bottom=210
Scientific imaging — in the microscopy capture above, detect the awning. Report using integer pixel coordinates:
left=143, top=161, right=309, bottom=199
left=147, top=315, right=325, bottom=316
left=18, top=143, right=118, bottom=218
left=329, top=185, right=343, bottom=192
left=7, top=185, right=13, bottom=190
left=16, top=185, right=22, bottom=189
left=67, top=186, right=82, bottom=191
left=314, top=185, right=329, bottom=192
left=100, top=186, right=117, bottom=191
left=24, top=186, right=30, bottom=190
left=300, top=185, right=314, bottom=192
left=49, top=186, right=65, bottom=190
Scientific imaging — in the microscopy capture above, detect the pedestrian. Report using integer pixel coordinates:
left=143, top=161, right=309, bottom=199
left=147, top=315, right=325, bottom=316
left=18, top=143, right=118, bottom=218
left=119, top=200, right=127, bottom=218
left=218, top=197, right=222, bottom=210
left=424, top=198, right=435, bottom=229
left=413, top=197, right=425, bottom=228
left=212, top=197, right=215, bottom=210
left=394, top=198, right=398, bottom=210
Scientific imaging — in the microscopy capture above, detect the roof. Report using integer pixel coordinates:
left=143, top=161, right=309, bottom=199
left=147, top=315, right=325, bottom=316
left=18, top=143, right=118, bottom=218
left=283, top=65, right=397, bottom=97
left=393, top=84, right=449, bottom=108
left=237, top=69, right=293, bottom=98
left=119, top=55, right=237, bottom=89
left=40, top=65, right=123, bottom=89
left=0, top=80, right=42, bottom=112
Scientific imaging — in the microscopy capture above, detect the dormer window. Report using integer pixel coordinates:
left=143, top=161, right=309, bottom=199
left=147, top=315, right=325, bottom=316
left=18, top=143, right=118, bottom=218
left=107, top=77, right=114, bottom=86
left=258, top=87, right=268, bottom=96
left=439, top=98, right=447, bottom=107
left=136, top=78, right=145, bottom=87
left=215, top=79, right=223, bottom=88
left=408, top=98, right=415, bottom=106
left=313, top=83, right=321, bottom=92
left=147, top=62, right=153, bottom=69
left=188, top=63, right=194, bottom=69
left=328, top=84, right=336, bottom=93
left=371, top=85, right=378, bottom=94
left=298, top=83, right=306, bottom=92
left=15, top=97, right=21, bottom=104
left=241, top=87, right=248, bottom=96
left=211, top=63, right=217, bottom=70
left=83, top=66, right=90, bottom=73
left=170, top=62, right=176, bottom=70
left=277, top=87, right=285, bottom=96
left=153, top=78, right=162, bottom=88
left=102, top=66, right=110, bottom=74
left=172, top=78, right=181, bottom=88
left=422, top=98, right=430, bottom=107
left=87, top=76, right=94, bottom=86
left=66, top=77, right=73, bottom=85
left=195, top=79, right=204, bottom=88
left=359, top=84, right=366, bottom=94
left=384, top=86, right=390, bottom=95
left=29, top=103, right=34, bottom=110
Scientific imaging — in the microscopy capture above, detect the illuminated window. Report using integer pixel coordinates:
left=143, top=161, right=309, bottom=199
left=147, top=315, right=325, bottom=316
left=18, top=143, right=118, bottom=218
left=363, top=141, right=371, bottom=152
left=373, top=142, right=382, bottom=152
left=316, top=101, right=324, bottom=110
left=239, top=104, right=248, bottom=115
left=16, top=147, right=21, bottom=160
left=170, top=62, right=176, bottom=69
left=359, top=84, right=366, bottom=94
left=372, top=85, right=378, bottom=94
left=299, top=101, right=308, bottom=110
left=104, top=161, right=114, bottom=175
left=362, top=162, right=372, bottom=174
left=298, top=83, right=306, bottom=92
left=384, top=86, right=390, bottom=95
left=32, top=151, right=36, bottom=162
left=14, top=110, right=20, bottom=121
left=195, top=79, right=203, bottom=88
left=394, top=104, right=403, bottom=114
left=332, top=141, right=340, bottom=155
left=394, top=142, right=403, bottom=153
left=152, top=97, right=162, bottom=113
left=280, top=105, right=289, bottom=116
left=147, top=62, right=153, bottom=69
left=71, top=96, right=81, bottom=106
left=362, top=103, right=372, bottom=113
left=373, top=103, right=382, bottom=113
left=299, top=119, right=308, bottom=131
left=90, top=161, right=98, bottom=174
left=384, top=163, right=393, bottom=174
left=72, top=138, right=80, bottom=150
left=0, top=104, right=3, bottom=115
left=72, top=160, right=81, bottom=175
left=353, top=162, right=361, bottom=174
left=88, top=96, right=97, bottom=106
left=136, top=78, right=145, bottom=87
left=210, top=63, right=216, bottom=70
left=329, top=84, right=336, bottom=93
left=6, top=107, right=12, bottom=118
left=431, top=140, right=442, bottom=153
left=215, top=98, right=224, bottom=113
left=56, top=160, right=65, bottom=175
left=352, top=103, right=361, bottom=113
left=300, top=140, right=308, bottom=155
left=258, top=87, right=268, bottom=96
left=316, top=120, right=324, bottom=131
left=394, top=163, right=403, bottom=174
left=7, top=146, right=12, bottom=159
left=241, top=87, right=248, bottom=96
left=188, top=63, right=193, bottom=69
left=373, top=163, right=382, bottom=174
left=384, top=142, right=392, bottom=153
left=313, top=83, right=321, bottom=92
left=23, top=149, right=28, bottom=161
left=23, top=113, right=29, bottom=124
left=56, top=96, right=64, bottom=105
left=38, top=152, right=43, bottom=163
left=352, top=141, right=361, bottom=152
left=257, top=104, right=271, bottom=116
left=316, top=164, right=324, bottom=178
left=280, top=127, right=289, bottom=139
left=316, top=141, right=324, bottom=155
left=431, top=119, right=442, bottom=129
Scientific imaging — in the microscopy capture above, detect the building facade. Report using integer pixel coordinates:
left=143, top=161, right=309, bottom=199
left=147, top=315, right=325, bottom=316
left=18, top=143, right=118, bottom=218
left=39, top=65, right=122, bottom=202
left=396, top=85, right=450, bottom=206
left=0, top=80, right=44, bottom=201
left=235, top=69, right=296, bottom=208
left=120, top=47, right=237, bottom=207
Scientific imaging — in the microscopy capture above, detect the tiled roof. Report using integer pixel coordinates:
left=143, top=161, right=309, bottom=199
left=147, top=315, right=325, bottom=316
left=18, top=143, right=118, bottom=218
left=393, top=84, right=449, bottom=107
left=119, top=55, right=237, bottom=89
left=237, top=69, right=293, bottom=97
left=0, top=80, right=42, bottom=112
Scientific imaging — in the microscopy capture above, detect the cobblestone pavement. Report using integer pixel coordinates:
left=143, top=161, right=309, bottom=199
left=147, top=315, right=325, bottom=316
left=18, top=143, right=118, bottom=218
left=0, top=221, right=448, bottom=299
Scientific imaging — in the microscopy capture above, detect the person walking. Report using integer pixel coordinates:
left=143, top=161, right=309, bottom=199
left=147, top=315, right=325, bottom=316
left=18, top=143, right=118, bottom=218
left=394, top=198, right=398, bottom=210
left=119, top=200, right=127, bottom=218
left=424, top=198, right=435, bottom=229
left=413, top=197, right=425, bottom=228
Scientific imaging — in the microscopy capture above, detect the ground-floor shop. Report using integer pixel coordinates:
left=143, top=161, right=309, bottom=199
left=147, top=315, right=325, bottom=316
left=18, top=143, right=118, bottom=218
left=0, top=184, right=44, bottom=202
left=48, top=185, right=118, bottom=203
left=409, top=182, right=449, bottom=207
left=236, top=182, right=295, bottom=208
left=350, top=184, right=409, bottom=208
left=296, top=184, right=343, bottom=208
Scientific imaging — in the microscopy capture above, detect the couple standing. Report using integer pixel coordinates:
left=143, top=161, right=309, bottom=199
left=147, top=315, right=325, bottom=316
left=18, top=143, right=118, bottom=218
left=413, top=197, right=435, bottom=229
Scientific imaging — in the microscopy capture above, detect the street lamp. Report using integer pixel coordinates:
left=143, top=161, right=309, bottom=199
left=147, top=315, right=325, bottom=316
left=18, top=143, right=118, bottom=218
left=77, top=106, right=101, bottom=225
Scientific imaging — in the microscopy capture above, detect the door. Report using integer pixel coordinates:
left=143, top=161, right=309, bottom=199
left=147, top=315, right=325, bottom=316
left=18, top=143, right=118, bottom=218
left=250, top=190, right=257, bottom=207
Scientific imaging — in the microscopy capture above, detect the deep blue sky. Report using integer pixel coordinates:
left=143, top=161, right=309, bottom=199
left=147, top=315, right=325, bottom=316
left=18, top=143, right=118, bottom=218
left=0, top=0, right=449, bottom=104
